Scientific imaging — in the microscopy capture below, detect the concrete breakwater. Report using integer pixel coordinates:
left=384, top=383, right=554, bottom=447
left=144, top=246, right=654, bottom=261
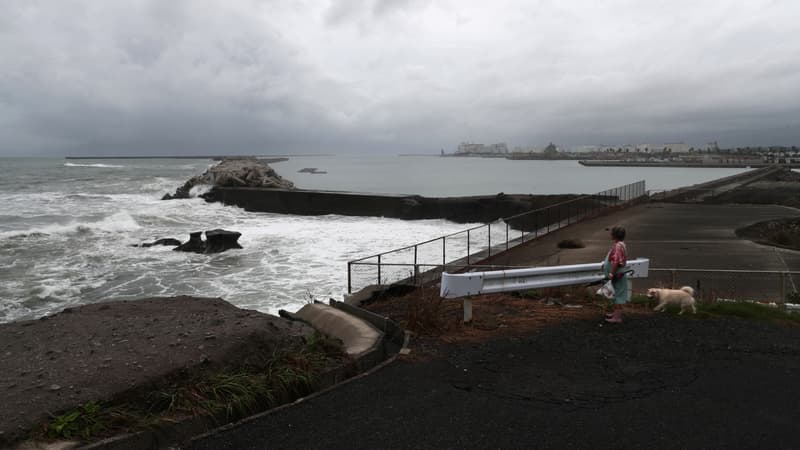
left=202, top=187, right=602, bottom=224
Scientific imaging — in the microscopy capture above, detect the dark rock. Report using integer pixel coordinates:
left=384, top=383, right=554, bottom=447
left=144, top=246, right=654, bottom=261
left=204, top=229, right=243, bottom=253
left=174, top=232, right=205, bottom=253
left=139, top=238, right=182, bottom=248
left=174, top=230, right=243, bottom=254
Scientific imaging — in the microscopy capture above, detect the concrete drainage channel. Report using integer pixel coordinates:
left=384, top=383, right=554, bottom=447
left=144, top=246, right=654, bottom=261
left=56, top=301, right=407, bottom=450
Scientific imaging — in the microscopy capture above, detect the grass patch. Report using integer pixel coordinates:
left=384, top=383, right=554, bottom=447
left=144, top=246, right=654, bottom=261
left=37, top=332, right=346, bottom=443
left=510, top=289, right=542, bottom=300
left=629, top=294, right=654, bottom=307
left=648, top=300, right=800, bottom=325
left=698, top=302, right=800, bottom=324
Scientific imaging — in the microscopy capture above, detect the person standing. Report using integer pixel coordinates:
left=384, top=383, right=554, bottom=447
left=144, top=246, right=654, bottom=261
left=604, top=226, right=628, bottom=323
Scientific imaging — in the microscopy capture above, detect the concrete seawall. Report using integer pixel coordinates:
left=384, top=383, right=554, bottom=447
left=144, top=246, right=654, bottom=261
left=202, top=187, right=596, bottom=224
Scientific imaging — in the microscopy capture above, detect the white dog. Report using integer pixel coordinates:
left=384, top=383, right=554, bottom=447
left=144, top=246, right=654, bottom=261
left=647, top=286, right=697, bottom=315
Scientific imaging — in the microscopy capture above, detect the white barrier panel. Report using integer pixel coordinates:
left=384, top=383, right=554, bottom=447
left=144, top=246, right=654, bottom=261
left=440, top=258, right=650, bottom=299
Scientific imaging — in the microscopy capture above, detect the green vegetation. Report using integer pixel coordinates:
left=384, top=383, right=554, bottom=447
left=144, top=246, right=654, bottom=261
left=696, top=302, right=800, bottom=324
left=39, top=332, right=345, bottom=442
left=643, top=299, right=800, bottom=324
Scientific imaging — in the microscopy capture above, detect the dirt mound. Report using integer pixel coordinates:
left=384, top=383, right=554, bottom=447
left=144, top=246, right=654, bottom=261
left=737, top=217, right=800, bottom=250
left=0, top=296, right=313, bottom=444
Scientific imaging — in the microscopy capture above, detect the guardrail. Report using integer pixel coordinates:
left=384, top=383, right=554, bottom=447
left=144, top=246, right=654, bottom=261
left=347, top=180, right=647, bottom=293
left=438, top=266, right=798, bottom=305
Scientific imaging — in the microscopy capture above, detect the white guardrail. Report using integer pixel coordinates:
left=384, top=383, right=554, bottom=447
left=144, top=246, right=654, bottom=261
left=440, top=258, right=650, bottom=322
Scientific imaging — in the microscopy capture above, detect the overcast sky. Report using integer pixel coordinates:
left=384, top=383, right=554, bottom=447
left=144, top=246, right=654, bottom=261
left=1, top=0, right=799, bottom=156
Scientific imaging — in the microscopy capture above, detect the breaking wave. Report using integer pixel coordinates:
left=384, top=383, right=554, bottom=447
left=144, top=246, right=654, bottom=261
left=64, top=163, right=125, bottom=168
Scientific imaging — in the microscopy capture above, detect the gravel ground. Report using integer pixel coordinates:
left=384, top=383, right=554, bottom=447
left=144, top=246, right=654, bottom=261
left=0, top=296, right=313, bottom=445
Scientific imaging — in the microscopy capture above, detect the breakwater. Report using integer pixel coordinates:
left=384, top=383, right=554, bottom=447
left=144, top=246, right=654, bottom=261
left=202, top=187, right=596, bottom=224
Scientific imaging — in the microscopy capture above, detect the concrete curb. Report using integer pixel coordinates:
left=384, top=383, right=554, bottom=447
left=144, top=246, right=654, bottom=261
left=60, top=304, right=406, bottom=450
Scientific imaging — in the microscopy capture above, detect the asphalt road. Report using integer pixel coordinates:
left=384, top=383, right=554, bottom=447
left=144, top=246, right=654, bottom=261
left=190, top=313, right=800, bottom=450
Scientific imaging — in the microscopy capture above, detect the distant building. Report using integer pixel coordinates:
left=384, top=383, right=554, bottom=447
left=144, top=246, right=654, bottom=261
left=454, top=142, right=508, bottom=156
left=664, top=142, right=690, bottom=153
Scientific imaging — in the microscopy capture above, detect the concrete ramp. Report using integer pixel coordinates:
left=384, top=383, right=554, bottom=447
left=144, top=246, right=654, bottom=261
left=293, top=303, right=382, bottom=357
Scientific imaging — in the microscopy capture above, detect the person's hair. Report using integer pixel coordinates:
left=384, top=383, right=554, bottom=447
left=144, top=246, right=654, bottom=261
left=611, top=226, right=626, bottom=241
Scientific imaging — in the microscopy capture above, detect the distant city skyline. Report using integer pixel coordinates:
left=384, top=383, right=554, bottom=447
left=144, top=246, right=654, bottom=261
left=1, top=1, right=799, bottom=157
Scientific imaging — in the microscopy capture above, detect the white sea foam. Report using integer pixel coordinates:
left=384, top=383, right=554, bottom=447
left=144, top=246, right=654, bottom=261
left=0, top=211, right=141, bottom=238
left=64, top=162, right=125, bottom=168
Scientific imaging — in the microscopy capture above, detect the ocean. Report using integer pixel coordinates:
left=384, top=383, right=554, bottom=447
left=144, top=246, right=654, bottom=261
left=0, top=156, right=746, bottom=323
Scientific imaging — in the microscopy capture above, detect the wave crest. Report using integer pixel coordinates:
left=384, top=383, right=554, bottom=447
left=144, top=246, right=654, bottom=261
left=0, top=211, right=141, bottom=238
left=64, top=162, right=124, bottom=168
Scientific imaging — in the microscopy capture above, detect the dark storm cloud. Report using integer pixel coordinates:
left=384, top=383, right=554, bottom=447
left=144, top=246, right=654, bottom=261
left=1, top=0, right=799, bottom=156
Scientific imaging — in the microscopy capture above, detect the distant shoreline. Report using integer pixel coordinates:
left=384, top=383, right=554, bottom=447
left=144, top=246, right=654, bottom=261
left=578, top=160, right=795, bottom=168
left=64, top=154, right=331, bottom=160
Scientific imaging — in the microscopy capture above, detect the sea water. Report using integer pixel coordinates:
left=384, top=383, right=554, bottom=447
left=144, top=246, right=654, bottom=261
left=0, top=156, right=746, bottom=323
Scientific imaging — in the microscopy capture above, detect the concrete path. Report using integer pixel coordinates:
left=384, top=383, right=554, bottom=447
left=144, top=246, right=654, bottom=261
left=484, top=202, right=800, bottom=301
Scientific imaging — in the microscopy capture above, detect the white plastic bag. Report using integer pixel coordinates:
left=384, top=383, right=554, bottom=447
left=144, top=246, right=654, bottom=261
left=597, top=280, right=615, bottom=299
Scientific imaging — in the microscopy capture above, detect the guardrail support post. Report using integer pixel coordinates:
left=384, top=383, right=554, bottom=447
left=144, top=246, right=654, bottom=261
left=505, top=222, right=509, bottom=251
left=347, top=262, right=352, bottom=294
left=463, top=297, right=473, bottom=323
left=781, top=272, right=787, bottom=303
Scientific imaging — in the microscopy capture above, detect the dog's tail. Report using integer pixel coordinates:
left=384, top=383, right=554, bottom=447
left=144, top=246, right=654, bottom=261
left=680, top=286, right=695, bottom=296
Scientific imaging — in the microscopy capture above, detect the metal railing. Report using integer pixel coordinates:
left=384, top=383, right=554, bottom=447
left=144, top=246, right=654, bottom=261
left=646, top=268, right=800, bottom=304
left=347, top=180, right=647, bottom=293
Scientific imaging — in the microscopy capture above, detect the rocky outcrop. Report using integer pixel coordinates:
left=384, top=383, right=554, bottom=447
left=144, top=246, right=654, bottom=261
left=174, top=230, right=243, bottom=254
left=205, top=229, right=244, bottom=253
left=163, top=158, right=295, bottom=200
left=136, top=238, right=182, bottom=248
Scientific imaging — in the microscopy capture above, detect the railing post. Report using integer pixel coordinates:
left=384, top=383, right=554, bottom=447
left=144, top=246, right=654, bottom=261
left=414, top=245, right=418, bottom=285
left=467, top=229, right=471, bottom=265
left=505, top=222, right=509, bottom=251
left=442, top=237, right=446, bottom=272
left=488, top=223, right=491, bottom=257
left=347, top=261, right=352, bottom=294
left=377, top=254, right=381, bottom=286
left=781, top=272, right=787, bottom=303
left=546, top=207, right=550, bottom=233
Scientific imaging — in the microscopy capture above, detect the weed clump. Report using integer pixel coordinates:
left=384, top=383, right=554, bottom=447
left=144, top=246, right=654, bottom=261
left=38, top=332, right=346, bottom=443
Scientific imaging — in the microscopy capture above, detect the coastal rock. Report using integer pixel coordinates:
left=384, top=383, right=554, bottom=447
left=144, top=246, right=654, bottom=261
left=163, top=158, right=294, bottom=200
left=138, top=238, right=182, bottom=248
left=174, top=231, right=205, bottom=253
left=174, top=230, right=243, bottom=254
left=205, top=229, right=243, bottom=253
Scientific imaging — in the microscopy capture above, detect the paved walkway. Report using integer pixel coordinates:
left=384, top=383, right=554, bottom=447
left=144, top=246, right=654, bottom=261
left=485, top=202, right=800, bottom=301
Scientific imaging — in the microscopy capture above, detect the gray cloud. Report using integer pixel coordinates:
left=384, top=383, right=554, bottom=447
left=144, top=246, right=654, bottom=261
left=1, top=0, right=799, bottom=156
